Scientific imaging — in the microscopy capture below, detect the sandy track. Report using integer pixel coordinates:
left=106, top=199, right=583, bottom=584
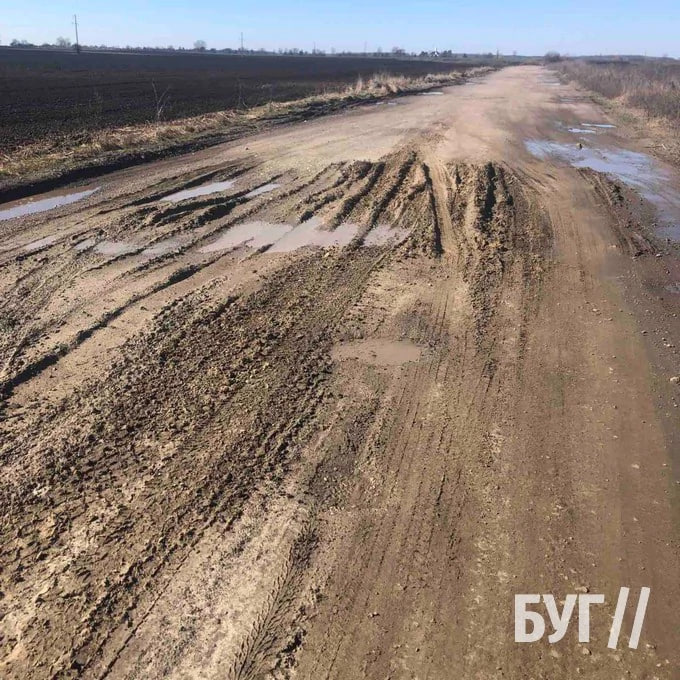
left=0, top=67, right=678, bottom=679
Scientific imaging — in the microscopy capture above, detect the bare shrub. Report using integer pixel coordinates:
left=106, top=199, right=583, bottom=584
left=554, top=59, right=680, bottom=123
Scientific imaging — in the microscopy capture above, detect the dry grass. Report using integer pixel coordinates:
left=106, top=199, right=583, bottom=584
left=347, top=70, right=468, bottom=96
left=554, top=60, right=680, bottom=123
left=0, top=68, right=491, bottom=181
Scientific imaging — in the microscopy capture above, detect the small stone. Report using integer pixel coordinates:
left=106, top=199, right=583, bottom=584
left=670, top=376, right=680, bottom=385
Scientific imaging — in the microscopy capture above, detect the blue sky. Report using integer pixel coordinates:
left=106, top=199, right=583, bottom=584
left=2, top=0, right=678, bottom=57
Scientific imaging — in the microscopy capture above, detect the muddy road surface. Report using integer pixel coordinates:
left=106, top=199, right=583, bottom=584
left=0, top=66, right=679, bottom=679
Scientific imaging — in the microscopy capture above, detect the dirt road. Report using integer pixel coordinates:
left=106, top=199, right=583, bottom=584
left=0, top=66, right=678, bottom=679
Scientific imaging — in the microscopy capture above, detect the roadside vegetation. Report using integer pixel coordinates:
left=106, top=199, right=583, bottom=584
left=553, top=59, right=680, bottom=124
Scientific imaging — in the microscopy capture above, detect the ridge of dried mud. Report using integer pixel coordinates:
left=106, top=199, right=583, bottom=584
left=0, top=152, right=553, bottom=678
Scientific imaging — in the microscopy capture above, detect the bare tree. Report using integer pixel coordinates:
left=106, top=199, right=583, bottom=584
left=56, top=36, right=71, bottom=47
left=194, top=40, right=207, bottom=51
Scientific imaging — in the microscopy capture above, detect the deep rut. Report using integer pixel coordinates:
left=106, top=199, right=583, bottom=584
left=1, top=136, right=678, bottom=680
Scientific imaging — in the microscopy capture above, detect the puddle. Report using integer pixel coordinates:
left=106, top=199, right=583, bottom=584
left=582, top=123, right=616, bottom=129
left=331, top=339, right=422, bottom=366
left=74, top=237, right=97, bottom=251
left=200, top=221, right=293, bottom=253
left=94, top=240, right=138, bottom=256
left=525, top=140, right=680, bottom=240
left=664, top=283, right=680, bottom=295
left=24, top=235, right=57, bottom=252
left=142, top=237, right=185, bottom=256
left=419, top=91, right=444, bottom=96
left=161, top=180, right=236, bottom=203
left=0, top=187, right=100, bottom=222
left=76, top=237, right=178, bottom=256
left=198, top=218, right=408, bottom=254
left=245, top=183, right=281, bottom=198
left=567, top=127, right=597, bottom=135
left=657, top=224, right=680, bottom=240
left=363, top=224, right=410, bottom=246
left=269, top=218, right=360, bottom=252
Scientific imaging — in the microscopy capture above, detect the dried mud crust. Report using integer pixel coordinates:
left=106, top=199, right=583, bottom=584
left=3, top=142, right=678, bottom=680
left=0, top=149, right=437, bottom=675
left=230, top=162, right=553, bottom=680
left=0, top=155, right=552, bottom=679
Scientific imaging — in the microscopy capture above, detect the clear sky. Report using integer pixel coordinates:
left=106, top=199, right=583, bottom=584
left=1, top=0, right=678, bottom=57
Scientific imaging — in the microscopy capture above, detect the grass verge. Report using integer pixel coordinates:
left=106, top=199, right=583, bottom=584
left=551, top=60, right=680, bottom=166
left=553, top=60, right=680, bottom=124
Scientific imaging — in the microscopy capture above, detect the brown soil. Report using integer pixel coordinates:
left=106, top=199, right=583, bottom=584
left=0, top=66, right=678, bottom=680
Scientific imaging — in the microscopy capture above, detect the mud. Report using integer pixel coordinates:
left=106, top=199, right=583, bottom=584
left=23, top=235, right=57, bottom=252
left=331, top=338, right=422, bottom=365
left=0, top=66, right=678, bottom=680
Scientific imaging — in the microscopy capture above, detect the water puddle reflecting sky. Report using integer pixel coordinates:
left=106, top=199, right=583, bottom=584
left=0, top=187, right=100, bottom=222
left=582, top=123, right=616, bottom=129
left=245, top=183, right=280, bottom=198
left=200, top=221, right=293, bottom=253
left=94, top=240, right=139, bottom=256
left=161, top=180, right=236, bottom=203
left=525, top=139, right=680, bottom=241
left=200, top=218, right=410, bottom=254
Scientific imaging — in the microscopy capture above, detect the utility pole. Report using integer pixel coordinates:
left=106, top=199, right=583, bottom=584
left=73, top=14, right=80, bottom=53
left=240, top=32, right=244, bottom=51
